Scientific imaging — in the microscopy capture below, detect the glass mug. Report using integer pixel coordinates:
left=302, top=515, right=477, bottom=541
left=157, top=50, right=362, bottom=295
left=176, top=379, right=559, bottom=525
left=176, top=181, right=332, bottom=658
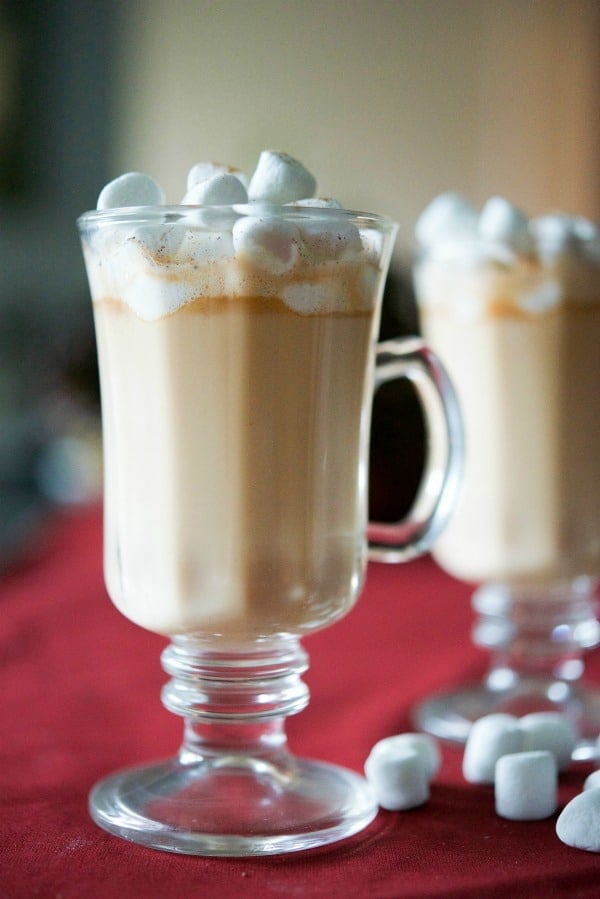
left=412, top=223, right=600, bottom=756
left=78, top=204, right=462, bottom=856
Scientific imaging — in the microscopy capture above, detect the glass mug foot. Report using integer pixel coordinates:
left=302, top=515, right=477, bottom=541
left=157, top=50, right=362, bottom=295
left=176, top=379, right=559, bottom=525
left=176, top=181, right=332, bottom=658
left=89, top=755, right=377, bottom=857
left=413, top=579, right=600, bottom=762
left=90, top=637, right=378, bottom=856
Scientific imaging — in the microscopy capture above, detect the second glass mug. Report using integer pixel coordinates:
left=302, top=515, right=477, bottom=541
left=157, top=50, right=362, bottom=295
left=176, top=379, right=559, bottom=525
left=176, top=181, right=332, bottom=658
left=78, top=204, right=463, bottom=856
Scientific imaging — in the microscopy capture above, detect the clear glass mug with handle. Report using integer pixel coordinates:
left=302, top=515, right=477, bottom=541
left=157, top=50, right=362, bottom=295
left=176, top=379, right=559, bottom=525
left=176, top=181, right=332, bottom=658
left=78, top=202, right=463, bottom=856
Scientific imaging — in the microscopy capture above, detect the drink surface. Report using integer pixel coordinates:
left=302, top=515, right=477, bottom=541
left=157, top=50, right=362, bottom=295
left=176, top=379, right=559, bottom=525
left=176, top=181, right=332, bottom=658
left=415, top=210, right=600, bottom=586
left=82, top=209, right=390, bottom=639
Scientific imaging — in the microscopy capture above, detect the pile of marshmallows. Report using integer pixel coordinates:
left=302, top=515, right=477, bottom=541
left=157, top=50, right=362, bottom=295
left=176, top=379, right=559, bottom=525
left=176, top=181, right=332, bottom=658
left=365, top=712, right=600, bottom=853
left=97, top=150, right=321, bottom=210
left=94, top=150, right=368, bottom=277
left=415, top=191, right=600, bottom=264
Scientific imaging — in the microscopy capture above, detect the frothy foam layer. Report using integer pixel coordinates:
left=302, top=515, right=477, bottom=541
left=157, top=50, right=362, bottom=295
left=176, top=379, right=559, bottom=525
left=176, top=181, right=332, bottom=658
left=81, top=208, right=386, bottom=320
left=82, top=150, right=393, bottom=320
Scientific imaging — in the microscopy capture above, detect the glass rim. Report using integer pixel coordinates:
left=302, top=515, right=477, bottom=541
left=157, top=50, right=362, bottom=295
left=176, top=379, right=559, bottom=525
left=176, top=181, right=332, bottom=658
left=77, top=203, right=398, bottom=233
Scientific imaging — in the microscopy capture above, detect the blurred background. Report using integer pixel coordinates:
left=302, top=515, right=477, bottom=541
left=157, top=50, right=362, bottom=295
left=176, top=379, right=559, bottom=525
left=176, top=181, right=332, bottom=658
left=1, top=0, right=599, bottom=566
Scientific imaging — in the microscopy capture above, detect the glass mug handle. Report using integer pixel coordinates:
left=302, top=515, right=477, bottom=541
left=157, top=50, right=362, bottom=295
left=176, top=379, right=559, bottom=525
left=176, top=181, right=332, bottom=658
left=368, top=337, right=464, bottom=563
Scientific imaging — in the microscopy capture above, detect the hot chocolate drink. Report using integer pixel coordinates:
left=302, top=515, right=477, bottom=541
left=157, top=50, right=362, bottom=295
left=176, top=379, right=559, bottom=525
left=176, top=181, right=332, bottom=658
left=80, top=161, right=395, bottom=639
left=90, top=263, right=378, bottom=639
left=79, top=153, right=467, bottom=857
left=414, top=195, right=600, bottom=586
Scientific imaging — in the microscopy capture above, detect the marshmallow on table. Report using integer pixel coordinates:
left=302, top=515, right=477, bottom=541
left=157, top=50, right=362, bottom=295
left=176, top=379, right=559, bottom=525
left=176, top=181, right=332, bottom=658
left=232, top=215, right=301, bottom=274
left=494, top=750, right=557, bottom=821
left=364, top=747, right=430, bottom=811
left=517, top=712, right=577, bottom=772
left=97, top=172, right=165, bottom=210
left=367, top=733, right=441, bottom=781
left=248, top=151, right=317, bottom=204
left=556, top=787, right=600, bottom=852
left=181, top=172, right=248, bottom=206
left=462, top=714, right=522, bottom=784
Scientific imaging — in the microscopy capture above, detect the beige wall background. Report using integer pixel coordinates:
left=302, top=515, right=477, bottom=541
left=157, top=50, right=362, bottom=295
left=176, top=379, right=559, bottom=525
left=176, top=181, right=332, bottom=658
left=113, top=0, right=600, bottom=267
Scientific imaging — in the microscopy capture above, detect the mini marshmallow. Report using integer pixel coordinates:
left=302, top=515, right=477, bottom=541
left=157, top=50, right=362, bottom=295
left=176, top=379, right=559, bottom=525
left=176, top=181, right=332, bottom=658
left=177, top=229, right=235, bottom=265
left=414, top=191, right=478, bottom=248
left=478, top=196, right=533, bottom=254
left=584, top=770, right=600, bottom=791
left=556, top=787, right=600, bottom=851
left=463, top=714, right=522, bottom=784
left=181, top=173, right=248, bottom=206
left=517, top=712, right=577, bottom=772
left=97, top=172, right=165, bottom=210
left=128, top=224, right=184, bottom=260
left=495, top=751, right=557, bottom=821
left=248, top=151, right=317, bottom=204
left=530, top=214, right=579, bottom=257
left=367, top=733, right=441, bottom=781
left=186, top=161, right=249, bottom=191
left=299, top=218, right=362, bottom=259
left=232, top=215, right=301, bottom=274
left=572, top=215, right=598, bottom=243
left=364, top=747, right=430, bottom=811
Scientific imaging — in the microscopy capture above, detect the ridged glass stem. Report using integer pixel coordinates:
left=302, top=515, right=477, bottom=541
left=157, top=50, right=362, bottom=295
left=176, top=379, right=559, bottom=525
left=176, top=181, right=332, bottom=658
left=472, top=578, right=600, bottom=691
left=160, top=636, right=310, bottom=763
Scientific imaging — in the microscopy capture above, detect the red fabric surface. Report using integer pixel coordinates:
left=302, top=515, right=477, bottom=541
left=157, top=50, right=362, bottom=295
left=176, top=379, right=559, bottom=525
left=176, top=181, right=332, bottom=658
left=1, top=506, right=600, bottom=898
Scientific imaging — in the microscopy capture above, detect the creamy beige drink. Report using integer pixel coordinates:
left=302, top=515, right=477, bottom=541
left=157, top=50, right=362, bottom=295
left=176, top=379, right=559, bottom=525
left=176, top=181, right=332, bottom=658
left=414, top=196, right=600, bottom=586
left=81, top=200, right=392, bottom=639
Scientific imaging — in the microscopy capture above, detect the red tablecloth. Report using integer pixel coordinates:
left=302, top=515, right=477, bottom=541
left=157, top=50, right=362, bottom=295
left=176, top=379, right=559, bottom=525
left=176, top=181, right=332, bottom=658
left=1, top=506, right=600, bottom=898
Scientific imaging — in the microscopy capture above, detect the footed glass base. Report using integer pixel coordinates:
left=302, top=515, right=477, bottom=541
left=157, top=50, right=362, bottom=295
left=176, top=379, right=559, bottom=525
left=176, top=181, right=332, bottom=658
left=89, top=752, right=377, bottom=856
left=413, top=579, right=600, bottom=762
left=413, top=680, right=600, bottom=762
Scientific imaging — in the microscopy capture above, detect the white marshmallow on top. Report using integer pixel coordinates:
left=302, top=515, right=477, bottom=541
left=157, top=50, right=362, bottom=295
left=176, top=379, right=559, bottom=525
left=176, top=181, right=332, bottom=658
left=286, top=198, right=361, bottom=259
left=584, top=770, right=600, bottom=792
left=299, top=218, right=362, bottom=259
left=181, top=172, right=248, bottom=206
left=367, top=733, right=441, bottom=781
left=478, top=196, right=533, bottom=255
left=556, top=787, right=600, bottom=852
left=517, top=712, right=577, bottom=772
left=414, top=191, right=478, bottom=248
left=462, top=714, right=522, bottom=784
left=530, top=213, right=580, bottom=259
left=232, top=215, right=301, bottom=274
left=494, top=750, right=557, bottom=821
left=186, top=161, right=249, bottom=192
left=248, top=150, right=317, bottom=204
left=364, top=747, right=430, bottom=811
left=97, top=172, right=165, bottom=210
